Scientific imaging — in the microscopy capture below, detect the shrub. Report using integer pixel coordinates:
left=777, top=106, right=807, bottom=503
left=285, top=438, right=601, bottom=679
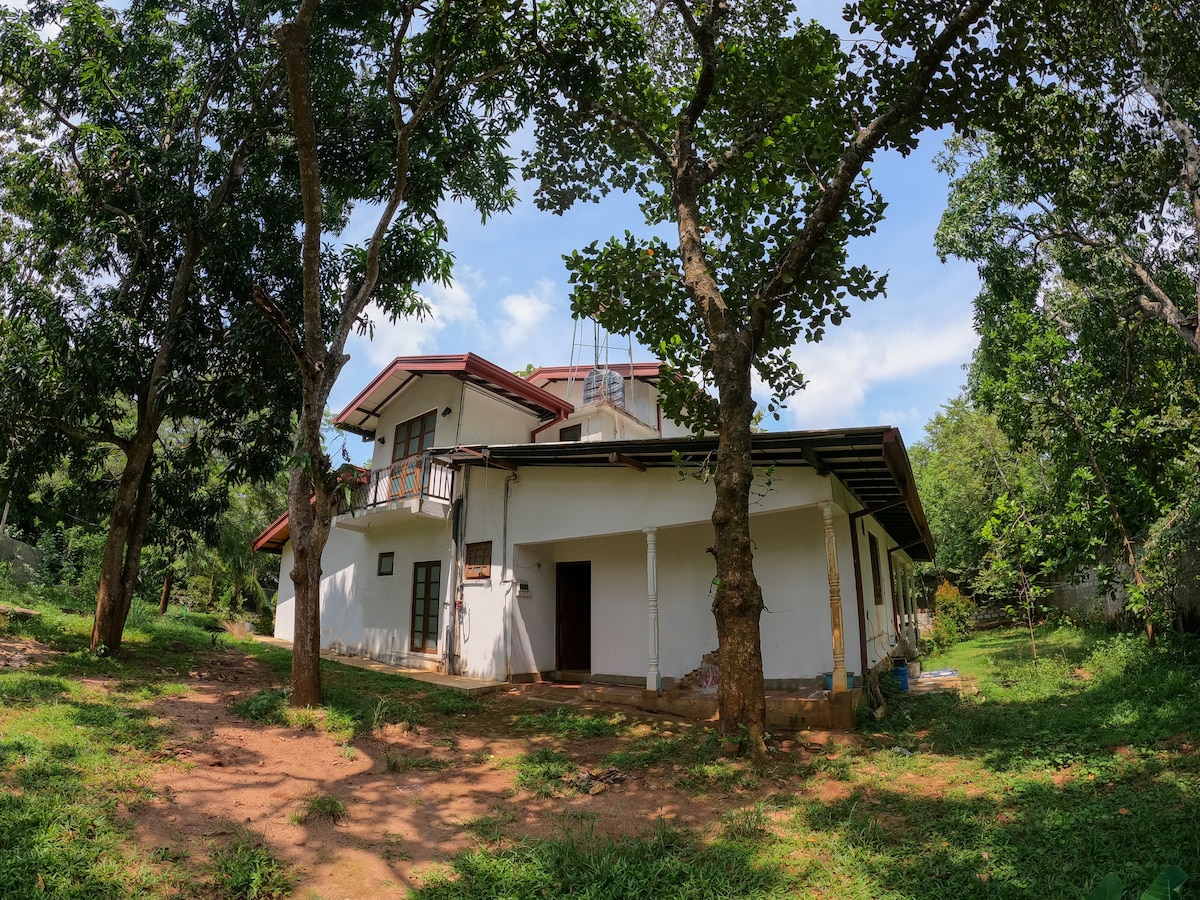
left=927, top=581, right=975, bottom=652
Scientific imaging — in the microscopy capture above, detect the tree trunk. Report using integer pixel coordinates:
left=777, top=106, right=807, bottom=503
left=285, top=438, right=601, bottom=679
left=158, top=568, right=174, bottom=616
left=91, top=438, right=156, bottom=652
left=709, top=341, right=768, bottom=758
left=288, top=381, right=334, bottom=707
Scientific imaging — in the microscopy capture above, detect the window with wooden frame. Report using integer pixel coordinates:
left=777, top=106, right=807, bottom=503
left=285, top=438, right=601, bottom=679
left=377, top=552, right=395, bottom=576
left=464, top=542, right=492, bottom=580
left=868, top=533, right=884, bottom=606
left=393, top=409, right=438, bottom=462
left=410, top=561, right=441, bottom=653
left=558, top=424, right=582, bottom=441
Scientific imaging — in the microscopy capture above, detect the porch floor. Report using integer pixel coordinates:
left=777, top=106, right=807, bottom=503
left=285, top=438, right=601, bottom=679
left=250, top=636, right=508, bottom=696
left=509, top=678, right=865, bottom=731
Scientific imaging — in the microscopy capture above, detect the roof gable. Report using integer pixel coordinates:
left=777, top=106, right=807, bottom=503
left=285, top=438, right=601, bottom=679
left=333, top=353, right=573, bottom=438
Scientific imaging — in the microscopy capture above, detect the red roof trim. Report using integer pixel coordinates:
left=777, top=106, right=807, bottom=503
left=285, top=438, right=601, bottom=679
left=524, top=362, right=662, bottom=386
left=252, top=510, right=290, bottom=554
left=333, top=353, right=573, bottom=432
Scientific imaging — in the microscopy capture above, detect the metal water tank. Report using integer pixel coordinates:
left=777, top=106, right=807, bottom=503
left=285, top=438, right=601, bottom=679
left=582, top=368, right=625, bottom=407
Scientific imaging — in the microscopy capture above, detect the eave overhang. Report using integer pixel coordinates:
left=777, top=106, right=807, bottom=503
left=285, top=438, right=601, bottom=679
left=332, top=353, right=574, bottom=439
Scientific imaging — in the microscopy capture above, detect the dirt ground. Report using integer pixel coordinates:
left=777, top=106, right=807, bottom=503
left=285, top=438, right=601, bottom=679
left=5, top=637, right=862, bottom=899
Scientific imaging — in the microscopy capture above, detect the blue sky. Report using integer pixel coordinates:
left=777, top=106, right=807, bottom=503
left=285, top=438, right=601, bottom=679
left=338, top=135, right=980, bottom=451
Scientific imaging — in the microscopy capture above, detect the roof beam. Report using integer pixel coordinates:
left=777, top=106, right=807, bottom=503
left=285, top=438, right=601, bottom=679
left=609, top=452, right=647, bottom=472
left=800, top=444, right=830, bottom=476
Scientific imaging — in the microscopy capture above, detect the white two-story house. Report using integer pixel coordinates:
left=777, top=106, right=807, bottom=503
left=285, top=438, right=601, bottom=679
left=254, top=353, right=931, bottom=699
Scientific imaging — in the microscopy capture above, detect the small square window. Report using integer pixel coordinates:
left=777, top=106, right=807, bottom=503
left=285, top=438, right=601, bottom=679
left=377, top=552, right=395, bottom=576
left=559, top=424, right=582, bottom=442
left=465, top=542, right=492, bottom=579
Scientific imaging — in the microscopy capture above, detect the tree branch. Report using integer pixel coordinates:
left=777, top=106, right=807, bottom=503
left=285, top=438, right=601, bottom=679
left=756, top=0, right=994, bottom=333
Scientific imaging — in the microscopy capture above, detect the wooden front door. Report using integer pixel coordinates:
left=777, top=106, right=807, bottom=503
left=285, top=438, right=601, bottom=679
left=556, top=561, right=591, bottom=671
left=410, top=560, right=441, bottom=654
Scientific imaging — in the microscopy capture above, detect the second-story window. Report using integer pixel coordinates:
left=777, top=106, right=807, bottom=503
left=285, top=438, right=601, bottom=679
left=394, top=410, right=437, bottom=462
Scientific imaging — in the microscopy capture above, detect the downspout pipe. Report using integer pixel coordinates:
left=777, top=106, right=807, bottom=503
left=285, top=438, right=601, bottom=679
left=445, top=465, right=470, bottom=676
left=502, top=472, right=517, bottom=680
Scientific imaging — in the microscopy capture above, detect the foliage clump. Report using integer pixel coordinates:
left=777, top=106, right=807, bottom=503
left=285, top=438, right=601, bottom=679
left=927, top=581, right=975, bottom=652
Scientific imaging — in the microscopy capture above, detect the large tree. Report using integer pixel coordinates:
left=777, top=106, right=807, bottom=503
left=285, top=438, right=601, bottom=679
left=257, top=0, right=530, bottom=705
left=526, top=0, right=1020, bottom=754
left=940, top=2, right=1200, bottom=354
left=938, top=155, right=1200, bottom=635
left=0, top=0, right=296, bottom=650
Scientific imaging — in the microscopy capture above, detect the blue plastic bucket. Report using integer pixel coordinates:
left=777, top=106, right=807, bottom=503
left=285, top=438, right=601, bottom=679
left=891, top=660, right=910, bottom=692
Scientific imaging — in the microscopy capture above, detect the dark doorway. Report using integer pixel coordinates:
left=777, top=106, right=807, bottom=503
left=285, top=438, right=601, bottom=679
left=556, top=561, right=591, bottom=671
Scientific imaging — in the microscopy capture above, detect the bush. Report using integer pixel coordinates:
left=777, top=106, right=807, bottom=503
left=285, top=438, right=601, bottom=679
left=928, top=581, right=975, bottom=652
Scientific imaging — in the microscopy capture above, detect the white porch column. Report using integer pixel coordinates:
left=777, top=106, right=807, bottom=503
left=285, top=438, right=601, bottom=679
left=644, top=527, right=661, bottom=691
left=820, top=502, right=849, bottom=692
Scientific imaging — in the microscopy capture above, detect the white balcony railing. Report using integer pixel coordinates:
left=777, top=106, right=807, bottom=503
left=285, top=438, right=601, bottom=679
left=338, top=452, right=454, bottom=515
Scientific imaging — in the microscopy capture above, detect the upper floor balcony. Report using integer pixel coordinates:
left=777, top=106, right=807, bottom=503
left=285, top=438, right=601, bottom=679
left=334, top=452, right=454, bottom=529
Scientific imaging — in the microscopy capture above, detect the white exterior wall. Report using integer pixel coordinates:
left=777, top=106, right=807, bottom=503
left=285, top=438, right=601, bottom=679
left=534, top=376, right=691, bottom=439
left=274, top=515, right=456, bottom=673
left=509, top=542, right=557, bottom=675
left=508, top=466, right=831, bottom=545
left=456, top=385, right=542, bottom=446
left=453, top=465, right=515, bottom=680
left=366, top=378, right=538, bottom=466
left=505, top=504, right=859, bottom=683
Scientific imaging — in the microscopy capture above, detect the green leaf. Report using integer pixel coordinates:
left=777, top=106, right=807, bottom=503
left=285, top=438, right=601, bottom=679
left=1085, top=873, right=1123, bottom=900
left=1140, top=866, right=1187, bottom=900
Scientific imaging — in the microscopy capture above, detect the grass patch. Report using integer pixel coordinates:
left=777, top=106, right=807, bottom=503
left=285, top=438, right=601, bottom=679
left=386, top=752, right=455, bottom=772
left=233, top=675, right=480, bottom=741
left=514, top=706, right=626, bottom=737
left=411, top=823, right=784, bottom=899
left=459, top=809, right=516, bottom=843
left=290, top=792, right=348, bottom=825
left=603, top=732, right=714, bottom=771
left=512, top=748, right=577, bottom=797
left=207, top=829, right=292, bottom=899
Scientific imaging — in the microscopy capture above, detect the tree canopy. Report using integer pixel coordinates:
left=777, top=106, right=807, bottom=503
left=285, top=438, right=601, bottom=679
left=0, top=0, right=297, bottom=650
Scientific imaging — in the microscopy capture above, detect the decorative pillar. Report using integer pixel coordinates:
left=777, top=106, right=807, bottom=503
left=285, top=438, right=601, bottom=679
left=820, top=502, right=848, bottom=692
left=905, top=566, right=918, bottom=646
left=644, top=527, right=661, bottom=691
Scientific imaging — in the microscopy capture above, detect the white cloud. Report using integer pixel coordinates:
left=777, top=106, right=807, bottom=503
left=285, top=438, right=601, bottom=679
left=495, top=279, right=558, bottom=351
left=780, top=317, right=977, bottom=430
left=347, top=275, right=482, bottom=366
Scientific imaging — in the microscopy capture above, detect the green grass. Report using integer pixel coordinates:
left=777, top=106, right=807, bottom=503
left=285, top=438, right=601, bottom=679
left=5, top=573, right=1200, bottom=899
left=0, top=631, right=190, bottom=896
left=514, top=706, right=627, bottom=737
left=232, top=665, right=480, bottom=742
left=458, top=809, right=516, bottom=843
left=416, top=626, right=1200, bottom=899
left=0, top=581, right=292, bottom=898
left=411, top=822, right=783, bottom=899
left=207, top=829, right=292, bottom=899
left=511, top=748, right=577, bottom=797
left=290, top=792, right=348, bottom=825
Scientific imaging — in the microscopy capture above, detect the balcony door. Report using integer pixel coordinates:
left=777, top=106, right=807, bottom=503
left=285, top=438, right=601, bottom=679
left=391, top=410, right=437, bottom=499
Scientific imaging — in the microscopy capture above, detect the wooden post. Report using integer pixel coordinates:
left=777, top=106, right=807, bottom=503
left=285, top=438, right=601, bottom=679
left=644, top=527, right=661, bottom=691
left=820, top=502, right=848, bottom=692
